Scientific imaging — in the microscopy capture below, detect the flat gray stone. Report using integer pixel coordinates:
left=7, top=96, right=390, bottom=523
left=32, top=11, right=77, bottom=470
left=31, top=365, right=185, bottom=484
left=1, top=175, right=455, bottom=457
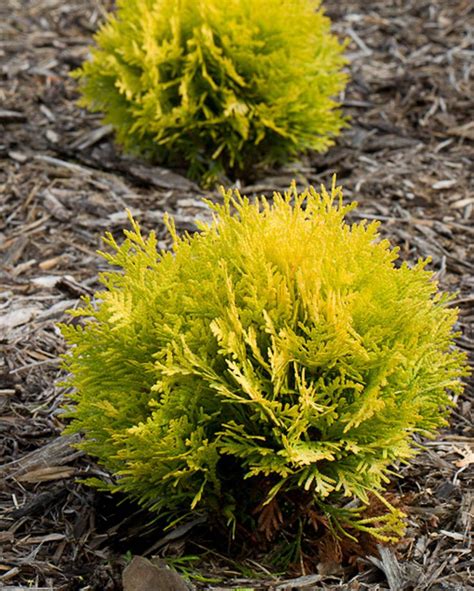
left=123, top=556, right=189, bottom=591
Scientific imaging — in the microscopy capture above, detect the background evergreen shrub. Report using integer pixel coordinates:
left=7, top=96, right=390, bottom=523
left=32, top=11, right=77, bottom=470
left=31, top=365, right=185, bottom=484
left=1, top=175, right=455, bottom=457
left=61, top=182, right=467, bottom=543
left=73, top=0, right=347, bottom=184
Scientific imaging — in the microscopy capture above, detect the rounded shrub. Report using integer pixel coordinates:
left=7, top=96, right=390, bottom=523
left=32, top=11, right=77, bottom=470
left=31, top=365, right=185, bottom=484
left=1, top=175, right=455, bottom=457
left=73, top=0, right=347, bottom=184
left=61, top=182, right=467, bottom=543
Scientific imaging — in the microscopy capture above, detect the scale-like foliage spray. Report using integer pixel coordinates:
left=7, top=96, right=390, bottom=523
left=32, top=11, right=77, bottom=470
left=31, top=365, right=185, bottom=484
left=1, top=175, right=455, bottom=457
left=61, top=182, right=467, bottom=544
left=73, top=0, right=347, bottom=184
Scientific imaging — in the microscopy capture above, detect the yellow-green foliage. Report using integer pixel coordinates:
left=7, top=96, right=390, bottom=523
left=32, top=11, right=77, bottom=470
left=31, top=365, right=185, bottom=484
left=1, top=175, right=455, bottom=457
left=73, top=0, right=347, bottom=184
left=61, top=182, right=467, bottom=541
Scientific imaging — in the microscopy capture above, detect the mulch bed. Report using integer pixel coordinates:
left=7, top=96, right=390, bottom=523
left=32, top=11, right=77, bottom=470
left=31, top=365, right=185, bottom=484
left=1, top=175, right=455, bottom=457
left=0, top=0, right=472, bottom=589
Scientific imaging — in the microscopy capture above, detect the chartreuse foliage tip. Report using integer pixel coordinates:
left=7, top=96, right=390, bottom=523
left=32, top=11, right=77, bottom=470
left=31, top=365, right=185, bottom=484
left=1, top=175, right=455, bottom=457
left=61, top=181, right=467, bottom=545
left=72, top=0, right=347, bottom=184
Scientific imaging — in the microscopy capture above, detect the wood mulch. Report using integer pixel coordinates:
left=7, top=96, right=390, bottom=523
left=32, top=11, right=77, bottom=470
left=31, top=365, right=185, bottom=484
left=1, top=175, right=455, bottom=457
left=0, top=0, right=472, bottom=589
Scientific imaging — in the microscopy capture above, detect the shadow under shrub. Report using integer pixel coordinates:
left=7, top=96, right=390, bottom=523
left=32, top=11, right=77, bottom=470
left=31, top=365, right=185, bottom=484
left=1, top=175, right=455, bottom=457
left=60, top=182, right=467, bottom=552
left=72, top=0, right=347, bottom=185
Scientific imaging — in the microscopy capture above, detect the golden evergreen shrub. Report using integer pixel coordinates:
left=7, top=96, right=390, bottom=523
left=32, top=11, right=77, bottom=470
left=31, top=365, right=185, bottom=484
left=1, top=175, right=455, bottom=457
left=73, top=0, right=347, bottom=184
left=61, top=182, right=467, bottom=542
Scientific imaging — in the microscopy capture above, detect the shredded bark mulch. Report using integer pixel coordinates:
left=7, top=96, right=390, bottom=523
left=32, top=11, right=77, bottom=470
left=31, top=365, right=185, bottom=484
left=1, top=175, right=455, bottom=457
left=0, top=0, right=472, bottom=589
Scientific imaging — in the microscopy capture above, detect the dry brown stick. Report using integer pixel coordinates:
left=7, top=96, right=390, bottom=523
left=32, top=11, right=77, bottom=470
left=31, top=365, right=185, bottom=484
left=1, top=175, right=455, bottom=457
left=0, top=434, right=83, bottom=484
